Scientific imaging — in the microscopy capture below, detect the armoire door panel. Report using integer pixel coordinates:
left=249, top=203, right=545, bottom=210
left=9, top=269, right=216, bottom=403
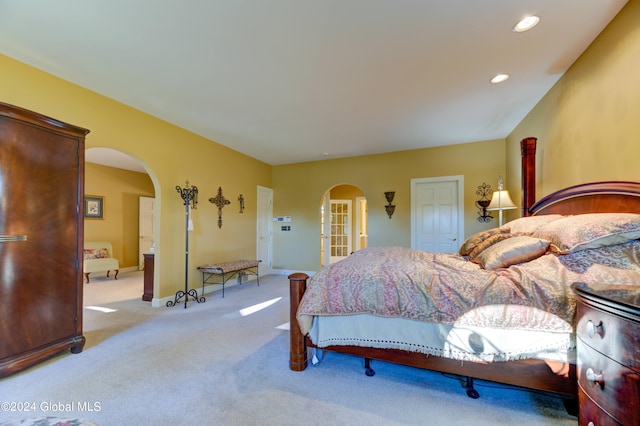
left=0, top=102, right=88, bottom=376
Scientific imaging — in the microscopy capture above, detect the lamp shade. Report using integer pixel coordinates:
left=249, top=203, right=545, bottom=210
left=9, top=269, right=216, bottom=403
left=486, top=190, right=517, bottom=211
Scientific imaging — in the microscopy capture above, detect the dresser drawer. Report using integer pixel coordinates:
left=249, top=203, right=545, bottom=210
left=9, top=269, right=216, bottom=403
left=578, top=387, right=620, bottom=425
left=577, top=339, right=640, bottom=425
left=576, top=301, right=640, bottom=372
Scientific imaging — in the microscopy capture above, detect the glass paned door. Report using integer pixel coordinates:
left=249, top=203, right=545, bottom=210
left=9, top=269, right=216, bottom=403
left=329, top=199, right=352, bottom=264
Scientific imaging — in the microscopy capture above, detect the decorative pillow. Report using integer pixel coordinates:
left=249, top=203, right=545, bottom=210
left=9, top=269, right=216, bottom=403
left=459, top=227, right=510, bottom=256
left=468, top=232, right=513, bottom=261
left=473, top=236, right=550, bottom=271
left=500, top=214, right=564, bottom=235
left=532, top=213, right=640, bottom=254
left=83, top=248, right=109, bottom=259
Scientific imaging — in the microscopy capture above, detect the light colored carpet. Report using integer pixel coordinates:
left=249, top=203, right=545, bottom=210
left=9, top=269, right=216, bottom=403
left=0, top=272, right=577, bottom=425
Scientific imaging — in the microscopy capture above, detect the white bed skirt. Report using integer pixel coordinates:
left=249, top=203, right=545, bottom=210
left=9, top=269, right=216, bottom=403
left=306, top=304, right=575, bottom=363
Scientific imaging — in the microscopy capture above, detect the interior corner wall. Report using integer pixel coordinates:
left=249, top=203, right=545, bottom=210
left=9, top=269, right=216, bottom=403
left=506, top=1, right=640, bottom=201
left=272, top=138, right=506, bottom=272
left=84, top=163, right=155, bottom=268
left=0, top=54, right=273, bottom=302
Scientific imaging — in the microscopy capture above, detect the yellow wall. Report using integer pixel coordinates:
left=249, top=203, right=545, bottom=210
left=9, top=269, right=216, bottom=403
left=84, top=163, right=155, bottom=268
left=506, top=1, right=640, bottom=200
left=0, top=54, right=272, bottom=302
left=5, top=0, right=635, bottom=285
left=273, top=138, right=506, bottom=271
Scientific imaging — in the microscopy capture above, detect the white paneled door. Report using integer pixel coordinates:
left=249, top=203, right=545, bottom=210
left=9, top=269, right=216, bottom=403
left=411, top=176, right=463, bottom=253
left=256, top=186, right=273, bottom=275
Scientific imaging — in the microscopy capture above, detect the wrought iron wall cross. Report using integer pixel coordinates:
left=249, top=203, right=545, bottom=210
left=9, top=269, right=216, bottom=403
left=209, top=186, right=230, bottom=228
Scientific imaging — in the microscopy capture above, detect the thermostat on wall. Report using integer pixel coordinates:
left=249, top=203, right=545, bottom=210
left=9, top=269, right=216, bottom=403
left=273, top=216, right=291, bottom=222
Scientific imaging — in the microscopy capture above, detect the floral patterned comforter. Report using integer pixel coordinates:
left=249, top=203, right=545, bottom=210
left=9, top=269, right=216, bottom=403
left=296, top=243, right=640, bottom=335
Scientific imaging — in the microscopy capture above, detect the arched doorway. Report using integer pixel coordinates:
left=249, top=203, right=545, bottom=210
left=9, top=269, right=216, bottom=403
left=320, top=184, right=368, bottom=267
left=84, top=147, right=159, bottom=302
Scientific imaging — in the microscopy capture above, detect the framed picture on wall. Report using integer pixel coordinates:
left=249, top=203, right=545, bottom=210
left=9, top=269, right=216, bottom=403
left=84, top=195, right=104, bottom=219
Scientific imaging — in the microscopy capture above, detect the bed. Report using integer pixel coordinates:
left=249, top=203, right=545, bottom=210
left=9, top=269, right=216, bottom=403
left=288, top=137, right=640, bottom=412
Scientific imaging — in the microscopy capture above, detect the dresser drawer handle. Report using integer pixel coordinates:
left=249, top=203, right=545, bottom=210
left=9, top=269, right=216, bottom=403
left=586, top=367, right=604, bottom=387
left=586, top=320, right=604, bottom=339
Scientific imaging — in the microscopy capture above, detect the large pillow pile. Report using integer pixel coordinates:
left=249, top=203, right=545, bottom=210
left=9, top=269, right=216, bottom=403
left=500, top=214, right=564, bottom=234
left=459, top=227, right=510, bottom=256
left=460, top=219, right=552, bottom=270
left=532, top=213, right=640, bottom=254
left=472, top=235, right=550, bottom=270
left=461, top=213, right=640, bottom=271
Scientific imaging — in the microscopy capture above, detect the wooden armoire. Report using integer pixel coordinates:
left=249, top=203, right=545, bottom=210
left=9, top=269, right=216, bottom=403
left=0, top=102, right=89, bottom=377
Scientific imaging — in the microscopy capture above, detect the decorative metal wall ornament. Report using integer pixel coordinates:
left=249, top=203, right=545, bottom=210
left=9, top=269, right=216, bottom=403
left=475, top=182, right=494, bottom=222
left=209, top=186, right=231, bottom=228
left=384, top=191, right=396, bottom=219
left=238, top=194, right=245, bottom=213
left=168, top=181, right=205, bottom=309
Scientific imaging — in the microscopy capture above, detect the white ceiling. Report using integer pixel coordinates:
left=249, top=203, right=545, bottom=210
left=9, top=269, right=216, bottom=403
left=0, top=1, right=627, bottom=168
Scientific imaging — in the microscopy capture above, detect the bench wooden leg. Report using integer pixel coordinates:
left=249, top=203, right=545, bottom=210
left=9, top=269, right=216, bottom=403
left=85, top=272, right=90, bottom=283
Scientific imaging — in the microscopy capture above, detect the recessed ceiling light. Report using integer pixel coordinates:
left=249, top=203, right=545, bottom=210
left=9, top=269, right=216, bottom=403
left=513, top=16, right=540, bottom=33
left=490, top=74, right=509, bottom=84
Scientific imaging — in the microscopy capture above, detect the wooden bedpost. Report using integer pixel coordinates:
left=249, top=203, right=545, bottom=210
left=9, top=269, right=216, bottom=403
left=521, top=137, right=537, bottom=216
left=288, top=273, right=309, bottom=371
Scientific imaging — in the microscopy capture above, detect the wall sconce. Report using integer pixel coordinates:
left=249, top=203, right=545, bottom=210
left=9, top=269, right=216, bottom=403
left=238, top=194, right=245, bottom=213
left=384, top=191, right=396, bottom=219
left=486, top=176, right=517, bottom=226
left=475, top=182, right=493, bottom=222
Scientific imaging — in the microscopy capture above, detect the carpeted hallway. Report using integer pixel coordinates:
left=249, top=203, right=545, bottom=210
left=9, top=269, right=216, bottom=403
left=0, top=272, right=577, bottom=425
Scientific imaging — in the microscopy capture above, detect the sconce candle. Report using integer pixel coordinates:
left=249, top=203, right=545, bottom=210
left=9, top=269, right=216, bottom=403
left=384, top=191, right=396, bottom=219
left=384, top=191, right=395, bottom=204
left=238, top=194, right=245, bottom=213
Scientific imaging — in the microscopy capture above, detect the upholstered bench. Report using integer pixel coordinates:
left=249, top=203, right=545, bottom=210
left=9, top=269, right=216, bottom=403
left=197, top=259, right=260, bottom=297
left=83, top=241, right=119, bottom=283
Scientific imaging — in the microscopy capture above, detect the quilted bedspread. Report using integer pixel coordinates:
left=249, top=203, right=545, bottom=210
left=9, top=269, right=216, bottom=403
left=296, top=243, right=640, bottom=334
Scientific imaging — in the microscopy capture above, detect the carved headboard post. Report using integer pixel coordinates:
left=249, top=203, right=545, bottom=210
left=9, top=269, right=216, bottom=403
left=521, top=137, right=537, bottom=217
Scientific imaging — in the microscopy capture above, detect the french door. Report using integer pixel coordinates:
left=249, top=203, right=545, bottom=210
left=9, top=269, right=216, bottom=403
left=329, top=199, right=352, bottom=264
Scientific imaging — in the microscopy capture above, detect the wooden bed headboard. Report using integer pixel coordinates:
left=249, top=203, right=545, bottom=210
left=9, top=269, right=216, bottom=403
left=520, top=138, right=640, bottom=216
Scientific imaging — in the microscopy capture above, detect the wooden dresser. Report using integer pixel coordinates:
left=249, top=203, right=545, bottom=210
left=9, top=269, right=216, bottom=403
left=573, top=282, right=640, bottom=425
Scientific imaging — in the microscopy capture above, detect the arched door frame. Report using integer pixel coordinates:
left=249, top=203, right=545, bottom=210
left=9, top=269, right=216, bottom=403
left=319, top=183, right=368, bottom=267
